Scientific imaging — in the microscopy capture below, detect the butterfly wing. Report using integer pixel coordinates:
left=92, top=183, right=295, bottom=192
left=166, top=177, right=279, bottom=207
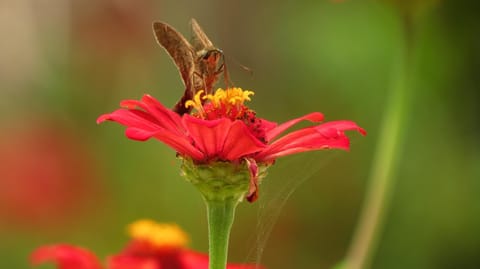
left=152, top=21, right=195, bottom=89
left=153, top=21, right=197, bottom=114
left=190, top=18, right=215, bottom=52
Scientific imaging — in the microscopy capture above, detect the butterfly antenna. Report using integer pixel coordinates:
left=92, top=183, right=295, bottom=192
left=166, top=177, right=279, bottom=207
left=226, top=54, right=253, bottom=77
left=221, top=54, right=234, bottom=89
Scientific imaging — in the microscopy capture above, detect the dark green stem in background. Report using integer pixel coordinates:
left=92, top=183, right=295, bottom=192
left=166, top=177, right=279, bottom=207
left=205, top=198, right=239, bottom=269
left=341, top=12, right=414, bottom=269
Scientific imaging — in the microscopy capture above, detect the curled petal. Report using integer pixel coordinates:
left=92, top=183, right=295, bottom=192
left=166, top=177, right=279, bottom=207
left=30, top=244, right=103, bottom=269
left=259, top=135, right=351, bottom=161
left=265, top=112, right=324, bottom=142
left=257, top=120, right=365, bottom=161
left=245, top=158, right=259, bottom=203
left=256, top=127, right=319, bottom=161
left=97, top=109, right=161, bottom=131
left=316, top=120, right=367, bottom=136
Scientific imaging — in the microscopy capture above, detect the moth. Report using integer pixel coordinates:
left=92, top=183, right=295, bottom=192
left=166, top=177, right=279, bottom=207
left=152, top=19, right=227, bottom=115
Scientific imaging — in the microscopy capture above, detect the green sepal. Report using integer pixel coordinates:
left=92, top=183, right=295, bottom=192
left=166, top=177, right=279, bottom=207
left=180, top=157, right=269, bottom=202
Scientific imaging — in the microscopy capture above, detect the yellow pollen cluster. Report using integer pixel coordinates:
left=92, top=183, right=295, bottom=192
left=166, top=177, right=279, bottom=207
left=207, top=88, right=254, bottom=107
left=128, top=219, right=189, bottom=248
left=185, top=88, right=254, bottom=111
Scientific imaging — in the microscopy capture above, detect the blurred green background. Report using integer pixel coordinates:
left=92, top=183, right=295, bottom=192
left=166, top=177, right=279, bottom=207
left=1, top=0, right=479, bottom=268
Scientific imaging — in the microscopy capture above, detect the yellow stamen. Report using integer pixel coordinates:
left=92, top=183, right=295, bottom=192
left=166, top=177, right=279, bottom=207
left=184, top=88, right=255, bottom=117
left=185, top=90, right=206, bottom=111
left=128, top=219, right=189, bottom=248
left=205, top=88, right=254, bottom=108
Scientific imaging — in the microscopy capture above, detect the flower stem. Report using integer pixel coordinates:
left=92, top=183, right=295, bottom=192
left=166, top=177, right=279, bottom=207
left=205, top=198, right=239, bottom=269
left=341, top=12, right=414, bottom=269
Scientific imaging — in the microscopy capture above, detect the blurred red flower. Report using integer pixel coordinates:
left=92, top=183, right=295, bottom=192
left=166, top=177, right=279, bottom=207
left=0, top=120, right=102, bottom=230
left=31, top=244, right=102, bottom=269
left=31, top=219, right=263, bottom=269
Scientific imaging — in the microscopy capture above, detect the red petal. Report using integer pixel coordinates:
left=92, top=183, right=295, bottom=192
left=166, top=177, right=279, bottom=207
left=259, top=135, right=350, bottom=161
left=316, top=120, right=366, bottom=136
left=30, top=244, right=103, bottom=269
left=97, top=96, right=206, bottom=159
left=123, top=127, right=204, bottom=160
left=179, top=250, right=264, bottom=269
left=152, top=130, right=205, bottom=160
left=98, top=95, right=185, bottom=137
left=140, top=95, right=185, bottom=136
left=97, top=109, right=161, bottom=130
left=182, top=116, right=232, bottom=159
left=221, top=121, right=267, bottom=161
left=107, top=255, right=160, bottom=269
left=124, top=127, right=159, bottom=141
left=119, top=95, right=184, bottom=136
left=265, top=112, right=324, bottom=142
left=179, top=250, right=209, bottom=268
left=257, top=120, right=365, bottom=161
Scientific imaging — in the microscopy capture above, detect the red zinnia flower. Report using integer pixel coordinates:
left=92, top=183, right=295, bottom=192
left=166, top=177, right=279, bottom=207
left=97, top=88, right=365, bottom=202
left=30, top=219, right=262, bottom=269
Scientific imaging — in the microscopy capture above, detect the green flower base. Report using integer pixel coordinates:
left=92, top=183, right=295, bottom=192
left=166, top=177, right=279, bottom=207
left=180, top=158, right=269, bottom=269
left=180, top=158, right=268, bottom=202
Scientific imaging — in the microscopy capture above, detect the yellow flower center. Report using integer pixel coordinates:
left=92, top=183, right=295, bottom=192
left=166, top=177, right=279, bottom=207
left=185, top=88, right=254, bottom=113
left=128, top=219, right=189, bottom=248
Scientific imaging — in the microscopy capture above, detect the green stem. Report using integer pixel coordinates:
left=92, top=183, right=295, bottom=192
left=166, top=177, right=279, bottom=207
left=205, top=198, right=239, bottom=269
left=342, top=13, right=414, bottom=269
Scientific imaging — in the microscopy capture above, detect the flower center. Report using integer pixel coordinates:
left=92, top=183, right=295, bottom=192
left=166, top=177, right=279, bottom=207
left=128, top=219, right=189, bottom=249
left=185, top=88, right=269, bottom=142
left=185, top=88, right=253, bottom=117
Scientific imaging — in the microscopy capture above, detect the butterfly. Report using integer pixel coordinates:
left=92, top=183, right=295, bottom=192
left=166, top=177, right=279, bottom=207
left=152, top=19, right=228, bottom=115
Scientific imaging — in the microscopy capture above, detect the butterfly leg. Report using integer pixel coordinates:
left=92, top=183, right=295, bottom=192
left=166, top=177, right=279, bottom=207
left=217, top=61, right=232, bottom=90
left=192, top=71, right=208, bottom=94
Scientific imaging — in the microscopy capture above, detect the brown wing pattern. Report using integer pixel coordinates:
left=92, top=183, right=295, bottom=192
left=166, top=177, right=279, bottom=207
left=152, top=21, right=194, bottom=89
left=190, top=18, right=215, bottom=51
